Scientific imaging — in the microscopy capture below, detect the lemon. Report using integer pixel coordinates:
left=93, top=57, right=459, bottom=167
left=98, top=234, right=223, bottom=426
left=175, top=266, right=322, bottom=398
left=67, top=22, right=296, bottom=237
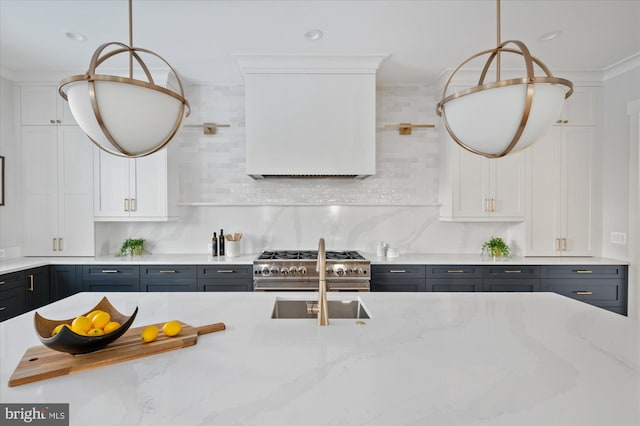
left=91, top=311, right=111, bottom=330
left=71, top=315, right=92, bottom=334
left=86, top=310, right=104, bottom=322
left=140, top=325, right=159, bottom=343
left=162, top=321, right=182, bottom=337
left=103, top=321, right=121, bottom=334
left=87, top=328, right=105, bottom=336
left=51, top=323, right=70, bottom=337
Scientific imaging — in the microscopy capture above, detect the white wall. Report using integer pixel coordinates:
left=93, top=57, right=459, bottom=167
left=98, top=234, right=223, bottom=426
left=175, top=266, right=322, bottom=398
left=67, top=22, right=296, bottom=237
left=602, top=64, right=640, bottom=318
left=94, top=84, right=521, bottom=256
left=0, top=76, right=21, bottom=258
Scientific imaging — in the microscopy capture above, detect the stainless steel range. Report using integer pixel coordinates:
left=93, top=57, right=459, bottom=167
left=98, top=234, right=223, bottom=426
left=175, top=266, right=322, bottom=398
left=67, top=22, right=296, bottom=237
left=253, top=250, right=370, bottom=291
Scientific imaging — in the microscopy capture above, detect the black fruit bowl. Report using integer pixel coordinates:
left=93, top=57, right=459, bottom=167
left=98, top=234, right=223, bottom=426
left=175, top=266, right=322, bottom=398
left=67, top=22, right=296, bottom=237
left=34, top=297, right=138, bottom=355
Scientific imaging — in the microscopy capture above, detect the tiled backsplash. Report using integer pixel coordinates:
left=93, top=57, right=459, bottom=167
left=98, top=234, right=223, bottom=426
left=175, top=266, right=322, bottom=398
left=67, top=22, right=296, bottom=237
left=95, top=83, right=520, bottom=255
left=177, top=84, right=439, bottom=205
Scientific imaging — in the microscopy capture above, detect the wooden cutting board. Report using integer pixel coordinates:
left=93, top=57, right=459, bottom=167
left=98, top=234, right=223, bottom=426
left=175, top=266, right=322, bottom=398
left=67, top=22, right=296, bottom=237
left=8, top=321, right=225, bottom=387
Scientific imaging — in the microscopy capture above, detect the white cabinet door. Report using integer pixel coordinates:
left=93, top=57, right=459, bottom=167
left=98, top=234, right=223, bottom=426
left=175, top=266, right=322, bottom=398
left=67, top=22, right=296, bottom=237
left=94, top=148, right=172, bottom=221
left=58, top=127, right=95, bottom=255
left=525, top=125, right=595, bottom=256
left=562, top=126, right=595, bottom=255
left=22, top=126, right=94, bottom=256
left=94, top=150, right=132, bottom=218
left=131, top=150, right=168, bottom=219
left=442, top=143, right=525, bottom=221
left=20, top=85, right=75, bottom=126
left=452, top=147, right=486, bottom=218
left=526, top=127, right=562, bottom=256
left=490, top=152, right=525, bottom=218
left=558, top=87, right=599, bottom=126
left=22, top=126, right=59, bottom=255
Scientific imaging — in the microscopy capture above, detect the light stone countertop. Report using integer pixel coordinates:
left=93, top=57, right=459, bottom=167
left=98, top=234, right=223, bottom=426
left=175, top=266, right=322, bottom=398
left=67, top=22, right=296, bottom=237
left=0, top=291, right=638, bottom=426
left=0, top=253, right=629, bottom=275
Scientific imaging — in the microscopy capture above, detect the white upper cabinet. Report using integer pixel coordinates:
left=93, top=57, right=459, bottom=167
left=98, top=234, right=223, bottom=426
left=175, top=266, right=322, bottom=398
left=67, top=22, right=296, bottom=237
left=555, top=86, right=599, bottom=126
left=525, top=86, right=599, bottom=256
left=93, top=147, right=176, bottom=221
left=439, top=142, right=525, bottom=221
left=20, top=85, right=75, bottom=126
left=21, top=126, right=94, bottom=256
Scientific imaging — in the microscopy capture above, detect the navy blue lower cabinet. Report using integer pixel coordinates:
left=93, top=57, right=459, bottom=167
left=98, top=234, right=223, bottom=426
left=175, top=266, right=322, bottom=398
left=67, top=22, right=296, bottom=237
left=82, top=265, right=140, bottom=292
left=198, top=265, right=252, bottom=292
left=541, top=265, right=628, bottom=315
left=371, top=265, right=426, bottom=292
left=481, top=266, right=541, bottom=292
left=50, top=265, right=82, bottom=302
left=140, top=265, right=197, bottom=292
left=425, top=265, right=481, bottom=292
left=25, top=266, right=50, bottom=311
left=0, top=271, right=26, bottom=321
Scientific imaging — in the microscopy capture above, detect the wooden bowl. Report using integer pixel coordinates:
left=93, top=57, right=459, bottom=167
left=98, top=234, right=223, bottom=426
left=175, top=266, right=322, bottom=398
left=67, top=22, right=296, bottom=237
left=34, top=297, right=138, bottom=355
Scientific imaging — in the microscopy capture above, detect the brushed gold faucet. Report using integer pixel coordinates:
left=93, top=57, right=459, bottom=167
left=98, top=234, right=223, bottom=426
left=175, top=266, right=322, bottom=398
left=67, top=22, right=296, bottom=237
left=316, top=237, right=329, bottom=326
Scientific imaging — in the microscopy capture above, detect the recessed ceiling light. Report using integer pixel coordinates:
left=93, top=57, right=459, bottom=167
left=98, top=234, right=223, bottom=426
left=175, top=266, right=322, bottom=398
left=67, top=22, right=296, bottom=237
left=304, top=29, right=323, bottom=41
left=66, top=32, right=87, bottom=42
left=539, top=30, right=562, bottom=41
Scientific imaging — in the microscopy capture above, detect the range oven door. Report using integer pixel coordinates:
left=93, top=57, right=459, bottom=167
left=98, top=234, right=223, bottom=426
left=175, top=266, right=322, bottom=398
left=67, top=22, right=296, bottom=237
left=253, top=279, right=370, bottom=292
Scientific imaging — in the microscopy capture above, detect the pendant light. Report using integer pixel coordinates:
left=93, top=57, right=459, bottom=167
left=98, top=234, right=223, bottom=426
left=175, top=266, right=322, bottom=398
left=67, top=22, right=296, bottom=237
left=58, top=0, right=190, bottom=158
left=436, top=0, right=573, bottom=158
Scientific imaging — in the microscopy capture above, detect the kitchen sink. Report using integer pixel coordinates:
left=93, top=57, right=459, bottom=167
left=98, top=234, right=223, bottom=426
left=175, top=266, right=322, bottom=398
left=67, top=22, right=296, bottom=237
left=271, top=298, right=370, bottom=319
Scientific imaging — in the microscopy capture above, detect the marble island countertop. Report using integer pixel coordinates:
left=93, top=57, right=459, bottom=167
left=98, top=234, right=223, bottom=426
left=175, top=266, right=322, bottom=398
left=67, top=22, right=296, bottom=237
left=1, top=291, right=638, bottom=426
left=0, top=253, right=629, bottom=274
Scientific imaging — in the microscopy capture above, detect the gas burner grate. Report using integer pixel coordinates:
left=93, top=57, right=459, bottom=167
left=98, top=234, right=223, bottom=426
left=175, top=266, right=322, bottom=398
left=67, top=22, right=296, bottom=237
left=257, top=250, right=366, bottom=260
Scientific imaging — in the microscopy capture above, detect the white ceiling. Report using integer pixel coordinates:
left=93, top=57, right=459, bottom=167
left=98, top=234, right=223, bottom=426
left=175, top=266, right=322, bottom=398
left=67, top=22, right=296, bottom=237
left=1, top=0, right=639, bottom=85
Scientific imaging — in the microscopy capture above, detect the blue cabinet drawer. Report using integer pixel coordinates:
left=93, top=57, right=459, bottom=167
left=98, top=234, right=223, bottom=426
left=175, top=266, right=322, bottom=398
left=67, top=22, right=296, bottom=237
left=427, top=265, right=482, bottom=278
left=546, top=279, right=623, bottom=305
left=198, top=265, right=252, bottom=279
left=141, top=265, right=197, bottom=279
left=83, top=265, right=140, bottom=280
left=483, top=266, right=539, bottom=278
left=542, top=265, right=626, bottom=279
left=372, top=265, right=425, bottom=279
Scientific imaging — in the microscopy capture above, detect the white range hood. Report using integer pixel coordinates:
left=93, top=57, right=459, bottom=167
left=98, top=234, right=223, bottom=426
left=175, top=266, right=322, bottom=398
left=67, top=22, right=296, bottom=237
left=235, top=55, right=387, bottom=179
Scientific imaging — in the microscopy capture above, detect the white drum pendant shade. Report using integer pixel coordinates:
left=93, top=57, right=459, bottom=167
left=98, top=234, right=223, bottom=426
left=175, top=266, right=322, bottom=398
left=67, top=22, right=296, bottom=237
left=441, top=82, right=570, bottom=156
left=65, top=80, right=185, bottom=157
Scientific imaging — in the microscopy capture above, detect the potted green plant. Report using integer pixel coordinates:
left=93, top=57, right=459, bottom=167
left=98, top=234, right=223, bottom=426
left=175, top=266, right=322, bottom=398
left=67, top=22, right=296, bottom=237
left=481, top=236, right=511, bottom=259
left=116, top=238, right=146, bottom=257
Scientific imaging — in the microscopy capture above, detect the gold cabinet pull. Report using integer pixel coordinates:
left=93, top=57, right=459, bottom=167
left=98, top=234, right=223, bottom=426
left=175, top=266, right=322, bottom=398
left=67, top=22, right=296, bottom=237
left=130, top=198, right=136, bottom=212
left=555, top=238, right=561, bottom=251
left=484, top=198, right=489, bottom=212
left=124, top=198, right=130, bottom=212
left=0, top=281, right=5, bottom=285
left=159, top=270, right=177, bottom=274
left=447, top=270, right=464, bottom=273
left=49, top=119, right=56, bottom=124
left=575, top=270, right=593, bottom=274
left=101, top=270, right=119, bottom=273
left=0, top=307, right=6, bottom=311
left=58, top=237, right=63, bottom=251
left=504, top=270, right=522, bottom=274
left=389, top=270, right=407, bottom=273
left=562, top=238, right=567, bottom=251
left=491, top=198, right=496, bottom=212
left=53, top=237, right=57, bottom=251
left=216, top=270, right=236, bottom=273
left=27, top=274, right=34, bottom=292
left=575, top=291, right=593, bottom=295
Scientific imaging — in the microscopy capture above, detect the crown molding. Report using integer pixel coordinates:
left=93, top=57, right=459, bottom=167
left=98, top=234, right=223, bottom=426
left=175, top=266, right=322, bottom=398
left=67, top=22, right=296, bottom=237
left=604, top=52, right=640, bottom=81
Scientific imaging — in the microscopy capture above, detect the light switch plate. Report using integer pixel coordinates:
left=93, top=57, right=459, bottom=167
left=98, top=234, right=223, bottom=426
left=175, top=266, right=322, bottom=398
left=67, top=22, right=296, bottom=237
left=610, top=232, right=627, bottom=245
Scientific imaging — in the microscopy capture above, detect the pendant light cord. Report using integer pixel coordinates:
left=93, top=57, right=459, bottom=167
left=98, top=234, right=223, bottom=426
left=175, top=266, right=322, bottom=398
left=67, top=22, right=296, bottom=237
left=496, top=0, right=501, bottom=81
left=129, top=0, right=133, bottom=79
